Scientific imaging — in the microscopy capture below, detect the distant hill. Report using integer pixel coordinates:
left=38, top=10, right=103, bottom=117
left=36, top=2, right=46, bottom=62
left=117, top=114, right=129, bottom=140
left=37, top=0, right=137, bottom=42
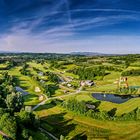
left=0, top=51, right=129, bottom=56
left=70, top=52, right=110, bottom=56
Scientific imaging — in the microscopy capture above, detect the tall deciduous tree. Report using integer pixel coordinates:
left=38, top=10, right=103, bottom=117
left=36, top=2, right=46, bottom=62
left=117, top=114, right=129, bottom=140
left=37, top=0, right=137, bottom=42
left=6, top=92, right=23, bottom=112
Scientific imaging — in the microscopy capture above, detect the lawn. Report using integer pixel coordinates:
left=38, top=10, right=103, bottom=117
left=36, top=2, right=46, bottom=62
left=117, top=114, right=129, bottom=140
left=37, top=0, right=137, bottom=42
left=24, top=94, right=40, bottom=106
left=28, top=61, right=46, bottom=72
left=35, top=104, right=140, bottom=140
left=73, top=92, right=140, bottom=116
left=9, top=67, right=43, bottom=94
left=98, top=97, right=140, bottom=116
left=27, top=58, right=140, bottom=139
left=8, top=66, right=44, bottom=105
left=0, top=63, right=8, bottom=69
left=64, top=92, right=140, bottom=116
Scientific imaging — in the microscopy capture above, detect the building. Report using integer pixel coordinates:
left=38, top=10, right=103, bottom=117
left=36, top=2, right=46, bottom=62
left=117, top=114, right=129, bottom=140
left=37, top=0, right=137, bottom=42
left=86, top=104, right=96, bottom=109
left=80, top=80, right=95, bottom=87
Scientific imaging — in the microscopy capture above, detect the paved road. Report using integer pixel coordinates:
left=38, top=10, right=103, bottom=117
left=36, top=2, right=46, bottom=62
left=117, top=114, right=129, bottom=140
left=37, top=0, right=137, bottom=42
left=32, top=86, right=83, bottom=140
left=16, top=85, right=82, bottom=140
left=15, top=86, right=82, bottom=111
left=32, top=86, right=82, bottom=111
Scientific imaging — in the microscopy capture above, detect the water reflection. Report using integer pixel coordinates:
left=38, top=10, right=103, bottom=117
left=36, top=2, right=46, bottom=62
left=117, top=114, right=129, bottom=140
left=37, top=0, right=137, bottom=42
left=92, top=93, right=140, bottom=104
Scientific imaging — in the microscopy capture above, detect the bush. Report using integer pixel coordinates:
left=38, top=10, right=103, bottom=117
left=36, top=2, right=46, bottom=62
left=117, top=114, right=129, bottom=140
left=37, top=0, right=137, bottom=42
left=69, top=67, right=106, bottom=80
left=122, top=69, right=140, bottom=76
left=62, top=99, right=140, bottom=121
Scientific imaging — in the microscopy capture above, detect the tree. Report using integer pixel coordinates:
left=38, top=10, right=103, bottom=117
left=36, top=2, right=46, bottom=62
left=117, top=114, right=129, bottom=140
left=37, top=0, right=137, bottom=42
left=0, top=95, right=6, bottom=108
left=0, top=113, right=17, bottom=139
left=60, top=135, right=65, bottom=140
left=45, top=84, right=59, bottom=97
left=22, top=129, right=29, bottom=139
left=108, top=108, right=117, bottom=117
left=0, top=108, right=6, bottom=117
left=18, top=110, right=40, bottom=129
left=6, top=92, right=23, bottom=112
left=2, top=85, right=14, bottom=96
left=136, top=108, right=140, bottom=120
left=28, top=136, right=33, bottom=140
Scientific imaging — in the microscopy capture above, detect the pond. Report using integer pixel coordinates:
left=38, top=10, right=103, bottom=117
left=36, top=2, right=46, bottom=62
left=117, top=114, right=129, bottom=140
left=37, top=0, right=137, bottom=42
left=92, top=93, right=140, bottom=104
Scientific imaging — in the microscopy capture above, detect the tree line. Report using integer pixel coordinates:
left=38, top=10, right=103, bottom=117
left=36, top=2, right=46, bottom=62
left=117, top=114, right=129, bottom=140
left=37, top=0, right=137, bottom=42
left=62, top=98, right=140, bottom=121
left=121, top=69, right=140, bottom=76
left=69, top=66, right=106, bottom=80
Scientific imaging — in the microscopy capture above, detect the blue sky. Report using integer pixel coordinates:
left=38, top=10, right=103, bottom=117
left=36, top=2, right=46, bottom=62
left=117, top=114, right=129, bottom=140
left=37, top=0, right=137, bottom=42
left=0, top=0, right=140, bottom=53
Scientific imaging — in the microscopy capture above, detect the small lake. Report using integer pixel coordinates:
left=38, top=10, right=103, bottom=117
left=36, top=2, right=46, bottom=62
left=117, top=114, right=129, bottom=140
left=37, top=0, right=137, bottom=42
left=92, top=93, right=140, bottom=104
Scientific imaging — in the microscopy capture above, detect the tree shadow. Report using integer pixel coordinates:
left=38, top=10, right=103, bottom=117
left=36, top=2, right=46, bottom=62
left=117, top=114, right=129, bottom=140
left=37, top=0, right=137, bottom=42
left=23, top=94, right=38, bottom=102
left=46, top=84, right=59, bottom=97
left=71, top=132, right=87, bottom=140
left=35, top=102, right=56, bottom=111
left=41, top=112, right=77, bottom=137
left=19, top=80, right=30, bottom=90
left=94, top=101, right=101, bottom=108
left=108, top=108, right=117, bottom=117
left=35, top=99, right=63, bottom=111
left=86, top=101, right=101, bottom=109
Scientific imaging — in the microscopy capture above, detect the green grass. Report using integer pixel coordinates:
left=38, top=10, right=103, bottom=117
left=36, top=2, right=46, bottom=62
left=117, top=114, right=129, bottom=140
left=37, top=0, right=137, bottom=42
left=0, top=58, right=140, bottom=139
left=28, top=61, right=46, bottom=72
left=36, top=104, right=140, bottom=140
left=53, top=89, right=65, bottom=96
left=30, top=59, right=140, bottom=139
left=9, top=66, right=43, bottom=93
left=24, top=94, right=40, bottom=106
left=75, top=93, right=94, bottom=102
left=98, top=97, right=140, bottom=116
left=8, top=66, right=44, bottom=105
left=130, top=61, right=140, bottom=67
left=73, top=92, right=140, bottom=116
left=0, top=63, right=8, bottom=69
left=128, top=76, right=140, bottom=86
left=65, top=91, right=140, bottom=116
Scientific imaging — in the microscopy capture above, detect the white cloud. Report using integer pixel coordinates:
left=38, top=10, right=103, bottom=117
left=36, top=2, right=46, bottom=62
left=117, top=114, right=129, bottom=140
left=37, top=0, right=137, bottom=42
left=0, top=6, right=140, bottom=54
left=0, top=32, right=140, bottom=54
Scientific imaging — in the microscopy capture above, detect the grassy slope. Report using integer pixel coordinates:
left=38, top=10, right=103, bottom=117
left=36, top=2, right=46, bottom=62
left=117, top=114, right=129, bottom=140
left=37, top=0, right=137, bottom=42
left=73, top=93, right=140, bottom=116
left=33, top=60, right=140, bottom=139
left=99, top=98, right=140, bottom=115
left=36, top=105, right=140, bottom=140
